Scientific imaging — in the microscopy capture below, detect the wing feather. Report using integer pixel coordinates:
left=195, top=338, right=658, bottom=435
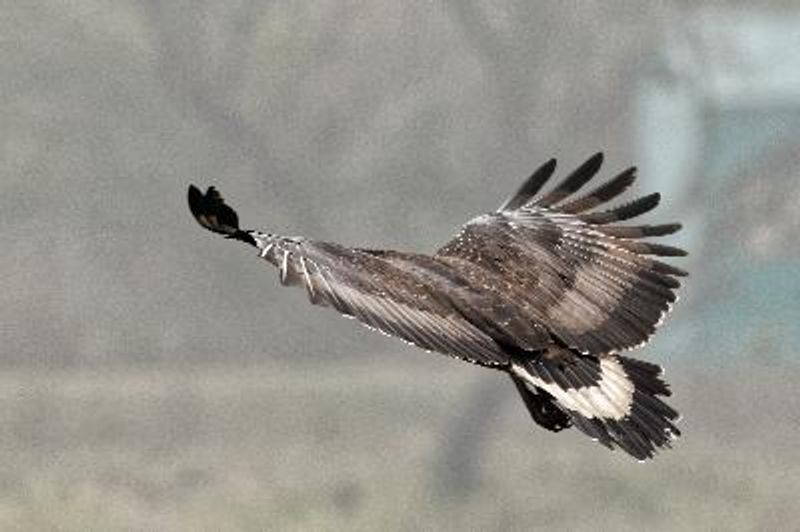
left=498, top=158, right=557, bottom=212
left=559, top=167, right=637, bottom=214
left=598, top=223, right=682, bottom=239
left=437, top=157, right=686, bottom=355
left=579, top=193, right=662, bottom=224
left=533, top=152, right=604, bottom=208
left=255, top=237, right=510, bottom=367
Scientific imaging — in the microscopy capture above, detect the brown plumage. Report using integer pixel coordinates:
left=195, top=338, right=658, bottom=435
left=188, top=153, right=687, bottom=460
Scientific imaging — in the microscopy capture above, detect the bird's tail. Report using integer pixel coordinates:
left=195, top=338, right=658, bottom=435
left=511, top=347, right=679, bottom=460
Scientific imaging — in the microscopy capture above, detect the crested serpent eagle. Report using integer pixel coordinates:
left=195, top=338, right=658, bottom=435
left=188, top=153, right=687, bottom=460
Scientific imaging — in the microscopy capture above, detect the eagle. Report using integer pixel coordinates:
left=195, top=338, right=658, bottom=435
left=188, top=153, right=687, bottom=460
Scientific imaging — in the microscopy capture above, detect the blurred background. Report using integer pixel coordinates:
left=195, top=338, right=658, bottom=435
left=2, top=1, right=799, bottom=530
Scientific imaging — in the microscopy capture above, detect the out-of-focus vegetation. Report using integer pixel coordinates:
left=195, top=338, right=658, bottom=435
left=1, top=360, right=798, bottom=531
left=2, top=1, right=800, bottom=530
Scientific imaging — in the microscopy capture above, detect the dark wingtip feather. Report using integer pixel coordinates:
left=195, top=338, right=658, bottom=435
left=646, top=244, right=688, bottom=257
left=188, top=184, right=255, bottom=246
left=649, top=223, right=682, bottom=236
left=651, top=261, right=689, bottom=277
left=535, top=152, right=604, bottom=208
left=599, top=223, right=683, bottom=239
left=560, top=166, right=637, bottom=214
left=615, top=241, right=688, bottom=257
left=581, top=193, right=662, bottom=225
left=642, top=192, right=661, bottom=210
left=187, top=184, right=205, bottom=218
left=583, top=152, right=604, bottom=170
left=627, top=193, right=662, bottom=218
left=499, top=158, right=558, bottom=211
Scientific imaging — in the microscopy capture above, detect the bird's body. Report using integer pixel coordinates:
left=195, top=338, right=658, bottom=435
left=189, top=153, right=687, bottom=460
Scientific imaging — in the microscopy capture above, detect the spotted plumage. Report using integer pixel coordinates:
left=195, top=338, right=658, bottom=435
left=188, top=152, right=687, bottom=460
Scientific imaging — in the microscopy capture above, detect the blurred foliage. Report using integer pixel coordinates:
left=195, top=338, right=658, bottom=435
left=0, top=360, right=797, bottom=531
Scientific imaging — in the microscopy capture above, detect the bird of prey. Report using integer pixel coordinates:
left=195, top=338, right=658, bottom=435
left=188, top=153, right=687, bottom=460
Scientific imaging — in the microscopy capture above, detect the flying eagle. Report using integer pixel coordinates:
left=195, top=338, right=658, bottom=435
left=188, top=153, right=687, bottom=460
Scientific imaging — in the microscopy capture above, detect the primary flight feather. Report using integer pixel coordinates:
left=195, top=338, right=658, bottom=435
left=188, top=153, right=687, bottom=460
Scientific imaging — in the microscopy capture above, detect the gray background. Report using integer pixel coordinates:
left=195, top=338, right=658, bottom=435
left=2, top=1, right=799, bottom=530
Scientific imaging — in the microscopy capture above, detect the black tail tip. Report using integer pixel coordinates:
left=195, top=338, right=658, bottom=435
left=572, top=356, right=680, bottom=461
left=514, top=351, right=680, bottom=461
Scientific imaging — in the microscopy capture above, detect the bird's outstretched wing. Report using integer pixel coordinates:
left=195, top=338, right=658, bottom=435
left=257, top=239, right=518, bottom=367
left=187, top=184, right=511, bottom=367
left=436, top=153, right=687, bottom=355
